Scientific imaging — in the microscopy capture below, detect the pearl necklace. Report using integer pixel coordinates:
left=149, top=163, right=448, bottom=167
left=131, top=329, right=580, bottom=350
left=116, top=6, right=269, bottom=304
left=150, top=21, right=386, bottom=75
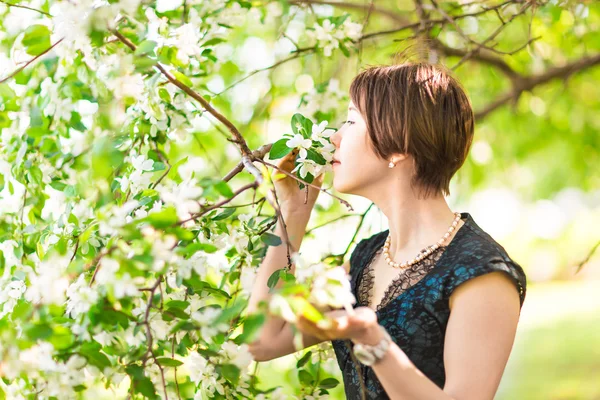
left=383, top=212, right=462, bottom=270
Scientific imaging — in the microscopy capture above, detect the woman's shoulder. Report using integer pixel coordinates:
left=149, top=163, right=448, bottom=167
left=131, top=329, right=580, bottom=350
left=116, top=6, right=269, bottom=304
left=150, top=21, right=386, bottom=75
left=441, top=213, right=528, bottom=307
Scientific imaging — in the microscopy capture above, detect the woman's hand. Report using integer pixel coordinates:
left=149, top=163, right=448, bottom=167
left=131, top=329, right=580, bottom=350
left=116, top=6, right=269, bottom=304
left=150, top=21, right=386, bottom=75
left=272, top=148, right=325, bottom=214
left=296, top=307, right=383, bottom=344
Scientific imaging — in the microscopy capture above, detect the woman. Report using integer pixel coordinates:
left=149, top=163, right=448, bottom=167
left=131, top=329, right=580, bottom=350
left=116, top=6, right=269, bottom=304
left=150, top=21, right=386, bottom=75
left=247, top=62, right=527, bottom=400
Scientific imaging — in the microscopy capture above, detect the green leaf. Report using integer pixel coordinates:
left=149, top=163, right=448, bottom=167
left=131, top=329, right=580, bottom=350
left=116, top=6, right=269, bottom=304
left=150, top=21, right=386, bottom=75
left=296, top=350, right=312, bottom=368
left=215, top=181, right=234, bottom=198
left=165, top=300, right=189, bottom=310
left=291, top=113, right=305, bottom=136
left=217, top=363, right=240, bottom=385
left=50, top=181, right=67, bottom=191
left=298, top=369, right=314, bottom=385
left=269, top=138, right=293, bottom=160
left=201, top=38, right=226, bottom=47
left=260, top=232, right=282, bottom=246
left=306, top=148, right=327, bottom=165
left=155, top=357, right=184, bottom=367
left=173, top=71, right=193, bottom=87
left=22, top=25, right=51, bottom=56
left=80, top=344, right=111, bottom=369
left=239, top=313, right=265, bottom=343
left=301, top=117, right=314, bottom=140
left=212, top=207, right=235, bottom=221
left=152, top=161, right=166, bottom=172
left=134, top=40, right=157, bottom=55
left=338, top=41, right=350, bottom=57
left=164, top=307, right=190, bottom=320
left=267, top=268, right=284, bottom=289
left=142, top=207, right=178, bottom=228
left=319, top=377, right=340, bottom=389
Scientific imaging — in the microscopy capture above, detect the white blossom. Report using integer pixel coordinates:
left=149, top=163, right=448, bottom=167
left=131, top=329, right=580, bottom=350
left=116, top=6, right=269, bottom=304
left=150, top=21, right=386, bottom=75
left=286, top=133, right=312, bottom=159
left=65, top=275, right=99, bottom=318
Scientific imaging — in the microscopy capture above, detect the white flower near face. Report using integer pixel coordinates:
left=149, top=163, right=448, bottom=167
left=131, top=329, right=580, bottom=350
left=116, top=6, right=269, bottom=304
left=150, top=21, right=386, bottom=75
left=291, top=158, right=320, bottom=179
left=317, top=141, right=336, bottom=163
left=309, top=266, right=356, bottom=310
left=311, top=120, right=335, bottom=144
left=286, top=133, right=313, bottom=159
left=220, top=341, right=254, bottom=369
left=65, top=274, right=99, bottom=318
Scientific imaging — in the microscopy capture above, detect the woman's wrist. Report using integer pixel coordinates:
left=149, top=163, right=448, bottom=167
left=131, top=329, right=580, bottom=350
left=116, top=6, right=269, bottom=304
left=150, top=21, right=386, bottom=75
left=351, top=320, right=385, bottom=346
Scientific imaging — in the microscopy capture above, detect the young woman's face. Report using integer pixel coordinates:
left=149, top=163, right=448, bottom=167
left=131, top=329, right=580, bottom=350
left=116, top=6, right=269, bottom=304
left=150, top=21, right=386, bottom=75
left=330, top=100, right=388, bottom=196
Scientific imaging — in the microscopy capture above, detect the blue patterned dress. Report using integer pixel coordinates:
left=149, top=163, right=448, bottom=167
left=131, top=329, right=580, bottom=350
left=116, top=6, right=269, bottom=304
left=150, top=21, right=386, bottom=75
left=331, top=212, right=527, bottom=399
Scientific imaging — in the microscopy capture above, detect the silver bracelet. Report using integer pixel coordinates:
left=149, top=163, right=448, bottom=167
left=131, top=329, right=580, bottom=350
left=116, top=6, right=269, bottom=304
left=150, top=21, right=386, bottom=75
left=352, top=325, right=392, bottom=366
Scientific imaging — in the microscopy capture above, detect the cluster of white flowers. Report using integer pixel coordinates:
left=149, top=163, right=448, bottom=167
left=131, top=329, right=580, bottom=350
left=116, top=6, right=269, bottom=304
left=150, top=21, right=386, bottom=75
left=306, top=17, right=363, bottom=57
left=190, top=306, right=229, bottom=339
left=40, top=77, right=75, bottom=122
left=65, top=274, right=99, bottom=318
left=299, top=78, right=347, bottom=119
left=2, top=343, right=92, bottom=399
left=185, top=351, right=227, bottom=398
left=156, top=178, right=203, bottom=223
left=95, top=257, right=140, bottom=299
left=115, top=152, right=155, bottom=195
left=291, top=251, right=356, bottom=309
left=285, top=120, right=335, bottom=180
left=25, top=255, right=71, bottom=306
left=0, top=279, right=26, bottom=319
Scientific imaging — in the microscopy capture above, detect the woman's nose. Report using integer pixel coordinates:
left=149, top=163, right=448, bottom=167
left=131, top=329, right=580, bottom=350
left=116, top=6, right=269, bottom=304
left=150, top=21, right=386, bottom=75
left=331, top=127, right=341, bottom=148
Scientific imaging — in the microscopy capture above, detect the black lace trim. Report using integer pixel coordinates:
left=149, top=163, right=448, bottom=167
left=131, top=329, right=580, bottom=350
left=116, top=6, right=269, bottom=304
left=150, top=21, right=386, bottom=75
left=358, top=244, right=448, bottom=311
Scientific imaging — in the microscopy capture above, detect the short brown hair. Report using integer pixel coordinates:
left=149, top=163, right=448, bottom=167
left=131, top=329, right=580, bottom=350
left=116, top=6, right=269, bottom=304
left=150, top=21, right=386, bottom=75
left=349, top=62, right=474, bottom=199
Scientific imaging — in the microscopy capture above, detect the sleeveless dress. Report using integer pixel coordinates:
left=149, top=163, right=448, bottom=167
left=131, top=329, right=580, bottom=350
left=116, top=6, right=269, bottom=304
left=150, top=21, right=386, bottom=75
left=330, top=212, right=527, bottom=399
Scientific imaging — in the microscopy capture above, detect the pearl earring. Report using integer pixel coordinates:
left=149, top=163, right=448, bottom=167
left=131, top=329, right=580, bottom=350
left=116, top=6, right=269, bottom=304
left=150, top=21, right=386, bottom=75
left=388, top=161, right=395, bottom=168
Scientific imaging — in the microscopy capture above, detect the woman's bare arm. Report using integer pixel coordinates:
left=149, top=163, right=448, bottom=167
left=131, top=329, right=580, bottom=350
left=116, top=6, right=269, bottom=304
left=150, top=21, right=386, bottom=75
left=246, top=205, right=351, bottom=361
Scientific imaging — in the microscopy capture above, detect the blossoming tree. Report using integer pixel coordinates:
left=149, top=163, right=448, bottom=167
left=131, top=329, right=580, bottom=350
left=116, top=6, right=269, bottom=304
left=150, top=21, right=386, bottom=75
left=0, top=0, right=598, bottom=399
